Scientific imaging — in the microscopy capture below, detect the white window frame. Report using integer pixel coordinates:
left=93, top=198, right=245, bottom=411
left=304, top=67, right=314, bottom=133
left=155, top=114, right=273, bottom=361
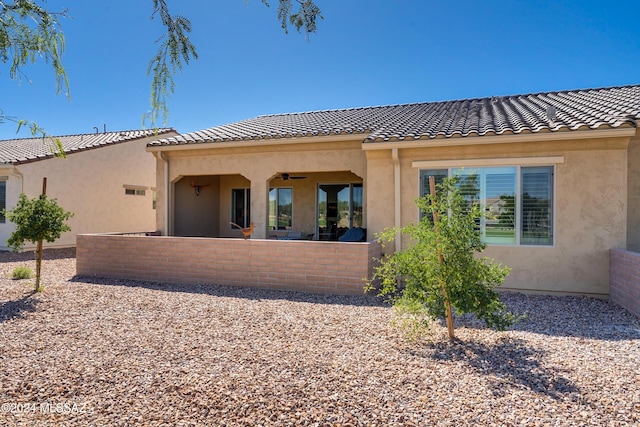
left=414, top=156, right=561, bottom=247
left=124, top=185, right=148, bottom=196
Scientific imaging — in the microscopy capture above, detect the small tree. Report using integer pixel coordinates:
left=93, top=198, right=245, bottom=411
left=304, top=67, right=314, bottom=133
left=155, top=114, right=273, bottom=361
left=366, top=175, right=517, bottom=340
left=4, top=192, right=73, bottom=291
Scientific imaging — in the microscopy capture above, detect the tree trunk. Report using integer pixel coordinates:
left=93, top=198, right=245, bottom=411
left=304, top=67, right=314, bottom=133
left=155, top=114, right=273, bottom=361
left=34, top=178, right=47, bottom=292
left=429, top=176, right=455, bottom=340
left=34, top=240, right=43, bottom=292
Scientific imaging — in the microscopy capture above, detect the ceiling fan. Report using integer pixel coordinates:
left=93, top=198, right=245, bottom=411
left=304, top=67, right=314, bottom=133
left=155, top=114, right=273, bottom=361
left=278, top=172, right=307, bottom=181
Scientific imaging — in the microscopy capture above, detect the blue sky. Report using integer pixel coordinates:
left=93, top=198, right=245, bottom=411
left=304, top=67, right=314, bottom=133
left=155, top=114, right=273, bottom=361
left=1, top=0, right=639, bottom=140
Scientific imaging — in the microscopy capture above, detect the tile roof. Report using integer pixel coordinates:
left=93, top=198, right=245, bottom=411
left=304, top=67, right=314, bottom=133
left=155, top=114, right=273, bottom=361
left=0, top=128, right=175, bottom=165
left=149, top=85, right=640, bottom=147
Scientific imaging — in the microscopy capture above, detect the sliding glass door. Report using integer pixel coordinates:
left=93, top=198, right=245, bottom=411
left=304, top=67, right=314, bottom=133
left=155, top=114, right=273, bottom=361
left=317, top=183, right=362, bottom=240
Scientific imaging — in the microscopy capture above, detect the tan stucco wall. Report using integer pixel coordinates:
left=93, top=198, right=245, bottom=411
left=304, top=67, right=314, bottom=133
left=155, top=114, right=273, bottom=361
left=487, top=149, right=626, bottom=296
left=627, top=131, right=640, bottom=251
left=364, top=150, right=396, bottom=250
left=379, top=138, right=630, bottom=296
left=0, top=134, right=173, bottom=250
left=154, top=140, right=367, bottom=238
left=174, top=175, right=221, bottom=237
left=152, top=132, right=632, bottom=296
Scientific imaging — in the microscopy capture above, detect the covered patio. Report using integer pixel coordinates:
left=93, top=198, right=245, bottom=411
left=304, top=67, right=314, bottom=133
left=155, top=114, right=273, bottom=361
left=148, top=132, right=372, bottom=243
left=74, top=127, right=380, bottom=295
left=173, top=170, right=365, bottom=242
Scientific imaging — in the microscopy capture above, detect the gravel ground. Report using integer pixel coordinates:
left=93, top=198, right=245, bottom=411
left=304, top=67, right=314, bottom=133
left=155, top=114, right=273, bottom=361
left=0, top=248, right=638, bottom=426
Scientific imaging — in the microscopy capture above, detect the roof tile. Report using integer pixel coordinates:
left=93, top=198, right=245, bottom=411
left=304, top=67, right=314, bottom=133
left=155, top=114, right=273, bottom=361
left=0, top=129, right=175, bottom=165
left=149, top=85, right=639, bottom=147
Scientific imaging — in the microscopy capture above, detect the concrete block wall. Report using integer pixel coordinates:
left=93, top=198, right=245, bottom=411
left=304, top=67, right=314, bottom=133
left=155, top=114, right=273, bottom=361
left=77, top=234, right=382, bottom=296
left=610, top=248, right=640, bottom=318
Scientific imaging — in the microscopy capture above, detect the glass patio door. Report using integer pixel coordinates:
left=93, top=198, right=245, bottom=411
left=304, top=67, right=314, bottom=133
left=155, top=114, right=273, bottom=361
left=317, top=183, right=362, bottom=240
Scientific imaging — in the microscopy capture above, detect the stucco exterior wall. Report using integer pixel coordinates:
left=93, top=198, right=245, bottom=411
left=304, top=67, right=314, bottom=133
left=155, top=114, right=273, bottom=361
left=151, top=133, right=631, bottom=296
left=384, top=138, right=629, bottom=296
left=174, top=175, right=221, bottom=237
left=0, top=134, right=170, bottom=250
left=628, top=132, right=640, bottom=251
left=364, top=150, right=395, bottom=250
left=487, top=149, right=626, bottom=296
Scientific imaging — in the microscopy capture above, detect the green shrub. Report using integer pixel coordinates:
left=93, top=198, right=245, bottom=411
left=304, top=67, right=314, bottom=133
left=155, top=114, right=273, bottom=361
left=12, top=266, right=34, bottom=280
left=366, top=174, right=517, bottom=341
left=391, top=296, right=434, bottom=342
left=3, top=192, right=73, bottom=291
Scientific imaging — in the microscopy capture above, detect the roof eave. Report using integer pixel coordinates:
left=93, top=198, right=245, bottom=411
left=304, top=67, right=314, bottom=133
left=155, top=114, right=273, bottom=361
left=361, top=127, right=637, bottom=150
left=146, top=133, right=368, bottom=152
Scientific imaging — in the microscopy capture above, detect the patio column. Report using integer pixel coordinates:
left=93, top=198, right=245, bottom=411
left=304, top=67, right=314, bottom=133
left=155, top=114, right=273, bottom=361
left=246, top=171, right=270, bottom=239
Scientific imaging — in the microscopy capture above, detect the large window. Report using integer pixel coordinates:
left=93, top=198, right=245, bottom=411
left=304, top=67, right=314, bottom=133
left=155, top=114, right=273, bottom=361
left=420, top=166, right=554, bottom=246
left=520, top=167, right=553, bottom=245
left=231, top=188, right=251, bottom=228
left=269, top=188, right=292, bottom=230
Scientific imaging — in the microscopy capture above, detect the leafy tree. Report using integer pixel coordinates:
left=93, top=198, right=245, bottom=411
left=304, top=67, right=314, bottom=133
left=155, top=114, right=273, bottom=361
left=0, top=0, right=69, bottom=95
left=4, top=192, right=73, bottom=291
left=1, top=0, right=323, bottom=131
left=0, top=0, right=67, bottom=153
left=366, top=175, right=517, bottom=341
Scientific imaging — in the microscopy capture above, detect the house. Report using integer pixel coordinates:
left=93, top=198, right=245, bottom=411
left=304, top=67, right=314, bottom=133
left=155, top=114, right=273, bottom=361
left=137, top=84, right=640, bottom=298
left=0, top=128, right=178, bottom=250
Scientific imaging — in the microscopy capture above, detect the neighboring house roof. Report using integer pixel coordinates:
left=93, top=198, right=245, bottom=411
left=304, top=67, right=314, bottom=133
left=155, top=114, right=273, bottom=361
left=0, top=129, right=175, bottom=165
left=149, top=85, right=640, bottom=147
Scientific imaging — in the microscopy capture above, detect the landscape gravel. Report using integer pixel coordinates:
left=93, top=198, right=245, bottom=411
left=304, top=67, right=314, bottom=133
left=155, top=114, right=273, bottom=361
left=0, top=248, right=638, bottom=426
